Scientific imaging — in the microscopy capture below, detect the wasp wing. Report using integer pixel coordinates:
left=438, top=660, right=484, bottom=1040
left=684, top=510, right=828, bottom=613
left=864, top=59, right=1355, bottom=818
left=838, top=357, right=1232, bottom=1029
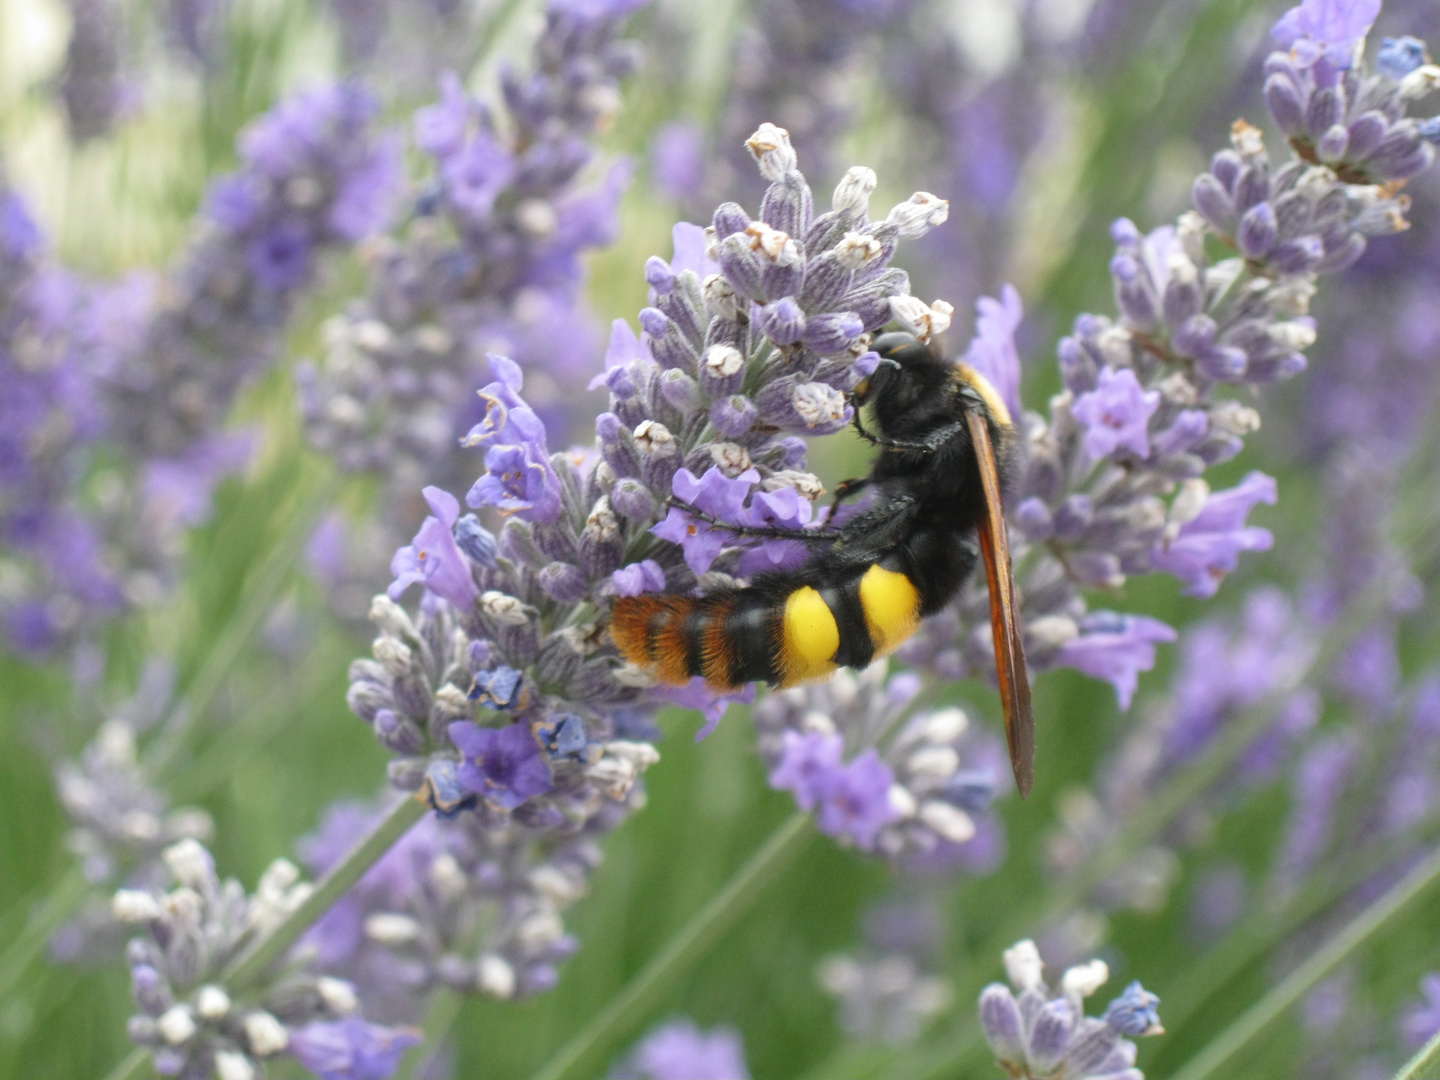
left=966, top=411, right=1035, bottom=800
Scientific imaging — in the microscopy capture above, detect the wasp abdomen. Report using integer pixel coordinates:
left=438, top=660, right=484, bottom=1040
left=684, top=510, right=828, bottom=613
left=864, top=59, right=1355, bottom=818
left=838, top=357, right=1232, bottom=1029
left=611, top=560, right=925, bottom=691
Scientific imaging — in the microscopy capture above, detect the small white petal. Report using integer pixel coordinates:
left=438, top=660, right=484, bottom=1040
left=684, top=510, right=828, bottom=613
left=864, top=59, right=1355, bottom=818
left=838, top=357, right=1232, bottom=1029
left=317, top=977, right=359, bottom=1016
left=745, top=122, right=798, bottom=180
left=920, top=707, right=968, bottom=744
left=195, top=985, right=231, bottom=1020
left=157, top=1005, right=197, bottom=1045
left=832, top=166, right=877, bottom=214
left=918, top=801, right=976, bottom=843
left=1003, top=939, right=1045, bottom=991
left=214, top=1050, right=256, bottom=1080
left=364, top=912, right=423, bottom=944
left=1061, top=958, right=1110, bottom=1000
left=112, top=889, right=163, bottom=923
left=243, top=1011, right=289, bottom=1056
left=478, top=954, right=517, bottom=999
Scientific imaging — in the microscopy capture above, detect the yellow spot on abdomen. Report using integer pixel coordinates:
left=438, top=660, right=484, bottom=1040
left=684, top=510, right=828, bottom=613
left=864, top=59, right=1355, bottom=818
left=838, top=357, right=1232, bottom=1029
left=780, top=586, right=840, bottom=685
left=859, top=564, right=921, bottom=657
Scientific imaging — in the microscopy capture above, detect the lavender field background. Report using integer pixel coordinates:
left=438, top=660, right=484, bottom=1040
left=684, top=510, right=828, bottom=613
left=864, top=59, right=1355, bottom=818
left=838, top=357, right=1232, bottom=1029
left=5, top=0, right=1440, bottom=1078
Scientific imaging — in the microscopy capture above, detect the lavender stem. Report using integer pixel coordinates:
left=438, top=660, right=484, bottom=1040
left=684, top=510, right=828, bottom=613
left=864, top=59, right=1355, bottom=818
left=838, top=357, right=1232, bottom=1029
left=222, top=794, right=427, bottom=990
left=528, top=812, right=813, bottom=1080
left=1171, top=843, right=1440, bottom=1080
left=1395, top=1026, right=1440, bottom=1080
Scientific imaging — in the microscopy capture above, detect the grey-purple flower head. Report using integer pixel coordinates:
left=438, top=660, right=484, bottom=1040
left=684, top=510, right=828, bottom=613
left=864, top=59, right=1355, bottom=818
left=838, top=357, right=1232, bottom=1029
left=978, top=939, right=1163, bottom=1079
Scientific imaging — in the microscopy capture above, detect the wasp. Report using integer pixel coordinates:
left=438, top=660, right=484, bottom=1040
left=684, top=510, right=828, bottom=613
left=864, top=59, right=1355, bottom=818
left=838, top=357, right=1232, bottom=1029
left=611, top=331, right=1035, bottom=797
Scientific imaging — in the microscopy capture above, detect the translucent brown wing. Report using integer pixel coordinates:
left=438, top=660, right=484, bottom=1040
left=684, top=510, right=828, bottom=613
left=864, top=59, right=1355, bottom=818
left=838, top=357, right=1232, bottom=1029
left=966, top=411, right=1035, bottom=800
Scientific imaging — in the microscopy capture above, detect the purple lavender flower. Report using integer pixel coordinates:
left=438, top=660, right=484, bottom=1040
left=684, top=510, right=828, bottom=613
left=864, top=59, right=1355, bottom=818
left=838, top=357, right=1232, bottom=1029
left=768, top=730, right=845, bottom=811
left=619, top=1018, right=751, bottom=1080
left=1401, top=974, right=1440, bottom=1048
left=650, top=467, right=761, bottom=576
left=1054, top=614, right=1178, bottom=711
left=1148, top=472, right=1277, bottom=598
left=449, top=721, right=553, bottom=810
left=115, top=840, right=411, bottom=1079
left=1070, top=367, right=1161, bottom=461
left=388, top=487, right=481, bottom=608
left=814, top=750, right=902, bottom=851
left=1272, top=0, right=1381, bottom=71
left=978, top=939, right=1163, bottom=1078
left=287, top=1017, right=422, bottom=1080
left=960, top=284, right=1024, bottom=423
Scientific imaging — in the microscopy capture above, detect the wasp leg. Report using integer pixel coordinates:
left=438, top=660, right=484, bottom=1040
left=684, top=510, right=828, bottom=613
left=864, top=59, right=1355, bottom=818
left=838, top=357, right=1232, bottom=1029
left=665, top=497, right=840, bottom=543
left=827, top=477, right=871, bottom=520
left=867, top=421, right=965, bottom=453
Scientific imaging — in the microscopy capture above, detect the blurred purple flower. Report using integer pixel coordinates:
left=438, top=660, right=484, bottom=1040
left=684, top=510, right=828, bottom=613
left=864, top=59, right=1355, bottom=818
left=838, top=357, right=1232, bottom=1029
left=1055, top=612, right=1177, bottom=710
left=651, top=122, right=706, bottom=202
left=287, top=1017, right=422, bottom=1080
left=769, top=730, right=845, bottom=811
left=622, top=1018, right=751, bottom=1080
left=1272, top=0, right=1381, bottom=70
left=961, top=284, right=1024, bottom=422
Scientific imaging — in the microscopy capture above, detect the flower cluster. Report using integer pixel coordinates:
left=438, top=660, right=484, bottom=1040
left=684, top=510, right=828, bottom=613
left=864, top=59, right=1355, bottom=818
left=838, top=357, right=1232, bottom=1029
left=818, top=899, right=955, bottom=1045
left=298, top=0, right=646, bottom=614
left=896, top=22, right=1438, bottom=714
left=615, top=1017, right=752, bottom=1080
left=756, top=664, right=1002, bottom=864
left=115, top=839, right=418, bottom=1080
left=0, top=173, right=122, bottom=654
left=299, top=792, right=613, bottom=1006
left=1, top=85, right=400, bottom=655
left=979, top=940, right=1163, bottom=1080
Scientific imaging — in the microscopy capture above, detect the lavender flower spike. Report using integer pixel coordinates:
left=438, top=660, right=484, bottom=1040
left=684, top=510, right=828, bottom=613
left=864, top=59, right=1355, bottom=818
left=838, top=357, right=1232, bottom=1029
left=114, top=839, right=416, bottom=1080
left=979, top=939, right=1163, bottom=1079
left=617, top=1018, right=751, bottom=1080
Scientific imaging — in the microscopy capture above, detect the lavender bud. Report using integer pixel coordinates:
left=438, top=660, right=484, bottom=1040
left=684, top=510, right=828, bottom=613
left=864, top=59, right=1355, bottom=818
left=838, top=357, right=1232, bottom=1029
left=1193, top=174, right=1236, bottom=235
left=801, top=311, right=865, bottom=354
left=702, top=274, right=743, bottom=320
left=760, top=171, right=813, bottom=238
left=711, top=395, right=757, bottom=436
left=1270, top=234, right=1326, bottom=274
left=1029, top=1000, right=1077, bottom=1075
left=1305, top=86, right=1345, bottom=140
left=885, top=192, right=949, bottom=239
left=700, top=343, right=745, bottom=396
left=659, top=368, right=702, bottom=413
left=713, top=201, right=750, bottom=240
left=1197, top=345, right=1248, bottom=381
left=717, top=233, right=764, bottom=300
left=745, top=122, right=797, bottom=180
left=610, top=478, right=655, bottom=520
left=1161, top=257, right=1202, bottom=326
left=979, top=985, right=1027, bottom=1066
left=1053, top=495, right=1093, bottom=541
left=539, top=562, right=589, bottom=603
left=832, top=166, right=877, bottom=215
left=644, top=256, right=675, bottom=295
left=759, top=297, right=807, bottom=345
left=1015, top=498, right=1054, bottom=542
left=1111, top=255, right=1158, bottom=330
left=1316, top=124, right=1350, bottom=164
left=1237, top=202, right=1278, bottom=259
left=455, top=515, right=498, bottom=569
left=1172, top=314, right=1217, bottom=358
left=1346, top=111, right=1390, bottom=159
left=1263, top=73, right=1305, bottom=135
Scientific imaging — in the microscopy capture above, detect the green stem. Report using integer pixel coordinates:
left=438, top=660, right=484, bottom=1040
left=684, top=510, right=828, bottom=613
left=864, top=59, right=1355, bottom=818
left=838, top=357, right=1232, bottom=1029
left=1171, top=843, right=1440, bottom=1080
left=222, top=795, right=426, bottom=991
left=398, top=989, right=464, bottom=1080
left=1395, top=1026, right=1440, bottom=1080
left=0, top=865, right=88, bottom=1006
left=528, top=812, right=813, bottom=1080
left=99, top=1046, right=149, bottom=1080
